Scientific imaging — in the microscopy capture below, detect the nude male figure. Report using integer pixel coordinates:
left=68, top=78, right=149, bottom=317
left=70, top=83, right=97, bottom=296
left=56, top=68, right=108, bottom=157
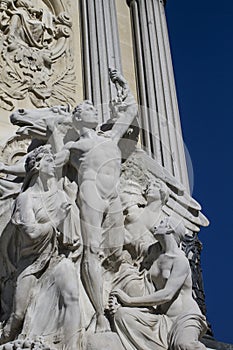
left=63, top=70, right=138, bottom=332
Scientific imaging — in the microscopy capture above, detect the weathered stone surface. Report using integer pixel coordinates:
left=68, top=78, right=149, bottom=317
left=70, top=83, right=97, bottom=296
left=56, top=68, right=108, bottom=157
left=0, top=0, right=76, bottom=111
left=86, top=333, right=124, bottom=350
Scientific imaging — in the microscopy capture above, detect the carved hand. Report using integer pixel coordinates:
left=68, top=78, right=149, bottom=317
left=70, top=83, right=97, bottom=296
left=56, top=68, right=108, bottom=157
left=110, top=289, right=132, bottom=306
left=108, top=295, right=121, bottom=316
left=52, top=202, right=71, bottom=227
left=109, top=68, right=127, bottom=88
left=109, top=68, right=129, bottom=102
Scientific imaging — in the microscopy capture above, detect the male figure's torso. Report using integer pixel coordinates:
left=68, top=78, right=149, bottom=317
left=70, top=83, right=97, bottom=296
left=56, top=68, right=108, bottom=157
left=69, top=132, right=122, bottom=199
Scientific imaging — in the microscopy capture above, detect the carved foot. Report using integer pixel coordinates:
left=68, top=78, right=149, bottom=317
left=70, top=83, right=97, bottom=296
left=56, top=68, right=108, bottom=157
left=95, top=314, right=111, bottom=333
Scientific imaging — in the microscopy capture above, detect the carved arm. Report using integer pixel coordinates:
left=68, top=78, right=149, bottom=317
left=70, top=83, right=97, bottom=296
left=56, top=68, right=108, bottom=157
left=111, top=256, right=189, bottom=307
left=0, top=161, right=26, bottom=177
left=109, top=69, right=138, bottom=142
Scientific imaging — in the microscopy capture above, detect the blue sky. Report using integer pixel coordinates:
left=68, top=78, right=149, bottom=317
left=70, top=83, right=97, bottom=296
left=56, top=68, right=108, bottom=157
left=166, top=0, right=233, bottom=344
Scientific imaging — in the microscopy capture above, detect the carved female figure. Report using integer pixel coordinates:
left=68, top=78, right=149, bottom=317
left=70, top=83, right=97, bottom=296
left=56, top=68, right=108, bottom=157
left=7, top=0, right=54, bottom=48
left=0, top=146, right=81, bottom=349
left=123, top=179, right=169, bottom=259
left=111, top=217, right=207, bottom=350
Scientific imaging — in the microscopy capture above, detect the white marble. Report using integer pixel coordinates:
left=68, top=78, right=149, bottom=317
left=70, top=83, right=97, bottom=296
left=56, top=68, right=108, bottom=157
left=0, top=71, right=209, bottom=349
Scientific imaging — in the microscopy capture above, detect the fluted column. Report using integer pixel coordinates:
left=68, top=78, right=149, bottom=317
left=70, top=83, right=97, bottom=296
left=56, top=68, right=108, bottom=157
left=127, top=0, right=190, bottom=191
left=79, top=0, right=122, bottom=123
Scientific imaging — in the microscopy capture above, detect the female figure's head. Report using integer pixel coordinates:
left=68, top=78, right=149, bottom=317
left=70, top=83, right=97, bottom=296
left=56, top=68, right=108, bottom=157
left=154, top=217, right=186, bottom=247
left=145, top=179, right=169, bottom=206
left=25, top=145, right=55, bottom=175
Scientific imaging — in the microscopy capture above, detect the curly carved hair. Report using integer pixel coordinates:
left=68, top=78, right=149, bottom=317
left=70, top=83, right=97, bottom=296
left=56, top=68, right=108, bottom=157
left=72, top=100, right=95, bottom=120
left=25, top=145, right=53, bottom=173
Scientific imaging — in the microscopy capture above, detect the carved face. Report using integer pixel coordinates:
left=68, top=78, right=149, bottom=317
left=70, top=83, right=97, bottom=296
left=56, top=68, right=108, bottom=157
left=145, top=181, right=162, bottom=203
left=140, top=242, right=162, bottom=270
left=146, top=182, right=160, bottom=200
left=145, top=180, right=169, bottom=205
left=0, top=1, right=8, bottom=10
left=154, top=218, right=173, bottom=239
left=72, top=101, right=98, bottom=129
left=154, top=217, right=186, bottom=246
left=26, top=146, right=56, bottom=178
left=38, top=152, right=56, bottom=177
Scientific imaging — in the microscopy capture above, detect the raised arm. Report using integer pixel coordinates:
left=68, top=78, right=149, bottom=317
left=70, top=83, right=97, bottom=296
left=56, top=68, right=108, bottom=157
left=54, top=143, right=71, bottom=168
left=109, top=69, right=138, bottom=142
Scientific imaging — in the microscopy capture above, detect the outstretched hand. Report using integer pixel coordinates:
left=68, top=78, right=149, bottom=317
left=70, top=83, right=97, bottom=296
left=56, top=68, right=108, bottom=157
left=109, top=68, right=129, bottom=102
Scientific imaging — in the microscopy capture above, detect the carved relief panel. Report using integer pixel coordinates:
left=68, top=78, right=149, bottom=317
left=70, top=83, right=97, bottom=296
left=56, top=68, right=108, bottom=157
left=0, top=0, right=78, bottom=111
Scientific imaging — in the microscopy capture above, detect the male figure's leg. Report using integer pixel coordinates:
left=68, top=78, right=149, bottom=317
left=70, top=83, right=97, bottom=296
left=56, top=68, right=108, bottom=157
left=53, top=259, right=81, bottom=349
left=102, top=196, right=125, bottom=259
left=79, top=181, right=110, bottom=332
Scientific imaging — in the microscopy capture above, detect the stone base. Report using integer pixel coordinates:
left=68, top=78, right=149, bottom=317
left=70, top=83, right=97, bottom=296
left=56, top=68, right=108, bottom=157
left=86, top=332, right=124, bottom=350
left=202, top=336, right=233, bottom=350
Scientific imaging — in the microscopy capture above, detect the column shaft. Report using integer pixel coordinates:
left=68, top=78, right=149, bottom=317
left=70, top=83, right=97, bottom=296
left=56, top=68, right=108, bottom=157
left=79, top=0, right=122, bottom=123
left=128, top=0, right=190, bottom=191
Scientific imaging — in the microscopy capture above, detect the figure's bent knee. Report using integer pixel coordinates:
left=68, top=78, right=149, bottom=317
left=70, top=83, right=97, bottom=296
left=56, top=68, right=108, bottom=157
left=114, top=307, right=132, bottom=325
left=54, top=259, right=79, bottom=298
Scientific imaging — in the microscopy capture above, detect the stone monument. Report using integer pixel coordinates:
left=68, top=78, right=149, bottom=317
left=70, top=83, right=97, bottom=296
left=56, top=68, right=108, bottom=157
left=0, top=1, right=230, bottom=350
